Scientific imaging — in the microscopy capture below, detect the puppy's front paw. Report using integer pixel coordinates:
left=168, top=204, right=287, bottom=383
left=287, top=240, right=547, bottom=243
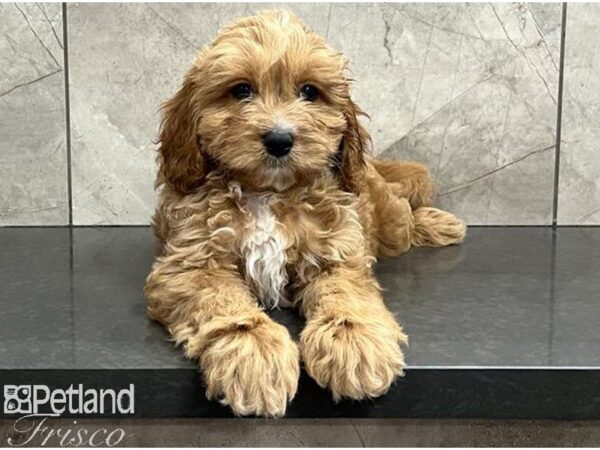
left=193, top=314, right=300, bottom=417
left=301, top=311, right=407, bottom=401
left=412, top=207, right=466, bottom=247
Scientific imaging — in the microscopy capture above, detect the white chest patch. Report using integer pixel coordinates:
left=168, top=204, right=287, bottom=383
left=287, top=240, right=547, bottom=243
left=240, top=193, right=290, bottom=309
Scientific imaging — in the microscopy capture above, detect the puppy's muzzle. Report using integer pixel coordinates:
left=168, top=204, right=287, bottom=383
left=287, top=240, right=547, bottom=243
left=262, top=128, right=294, bottom=158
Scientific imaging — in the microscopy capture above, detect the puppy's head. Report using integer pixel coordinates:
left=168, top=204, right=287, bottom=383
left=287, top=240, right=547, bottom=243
left=158, top=10, right=369, bottom=194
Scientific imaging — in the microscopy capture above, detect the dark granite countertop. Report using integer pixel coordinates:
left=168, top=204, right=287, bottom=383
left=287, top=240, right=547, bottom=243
left=1, top=227, right=599, bottom=419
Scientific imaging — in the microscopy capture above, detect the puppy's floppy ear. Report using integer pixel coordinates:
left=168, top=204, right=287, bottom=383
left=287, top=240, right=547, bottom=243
left=157, top=70, right=206, bottom=195
left=335, top=99, right=370, bottom=194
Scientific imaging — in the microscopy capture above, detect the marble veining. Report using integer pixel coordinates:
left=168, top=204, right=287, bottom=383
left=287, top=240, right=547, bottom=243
left=0, top=3, right=68, bottom=225
left=557, top=3, right=600, bottom=225
left=2, top=4, right=598, bottom=225
left=378, top=3, right=561, bottom=225
left=66, top=3, right=562, bottom=225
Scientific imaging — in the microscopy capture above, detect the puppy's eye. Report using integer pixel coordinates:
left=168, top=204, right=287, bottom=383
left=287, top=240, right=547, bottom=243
left=231, top=83, right=253, bottom=100
left=299, top=84, right=319, bottom=102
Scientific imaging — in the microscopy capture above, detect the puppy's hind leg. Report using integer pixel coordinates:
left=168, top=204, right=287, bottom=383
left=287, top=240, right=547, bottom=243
left=370, top=158, right=434, bottom=209
left=411, top=207, right=467, bottom=247
left=365, top=165, right=465, bottom=256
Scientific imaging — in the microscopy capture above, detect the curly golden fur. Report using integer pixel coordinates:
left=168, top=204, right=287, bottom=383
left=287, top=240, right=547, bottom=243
left=145, top=10, right=466, bottom=417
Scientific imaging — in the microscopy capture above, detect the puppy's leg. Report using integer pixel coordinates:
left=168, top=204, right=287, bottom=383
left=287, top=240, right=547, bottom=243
left=370, top=158, right=434, bottom=209
left=366, top=164, right=466, bottom=254
left=145, top=264, right=299, bottom=417
left=372, top=189, right=415, bottom=258
left=412, top=206, right=467, bottom=247
left=299, top=265, right=407, bottom=401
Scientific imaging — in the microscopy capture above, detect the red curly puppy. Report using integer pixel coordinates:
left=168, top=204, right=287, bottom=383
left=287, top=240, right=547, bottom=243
left=145, top=10, right=466, bottom=417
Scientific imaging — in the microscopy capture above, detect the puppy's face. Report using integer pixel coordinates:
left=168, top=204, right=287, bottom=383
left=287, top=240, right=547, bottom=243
left=159, top=11, right=368, bottom=194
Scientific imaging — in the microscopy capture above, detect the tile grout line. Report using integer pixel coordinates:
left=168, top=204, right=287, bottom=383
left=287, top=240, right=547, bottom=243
left=62, top=2, right=75, bottom=362
left=547, top=228, right=557, bottom=365
left=552, top=3, right=568, bottom=228
left=62, top=2, right=73, bottom=227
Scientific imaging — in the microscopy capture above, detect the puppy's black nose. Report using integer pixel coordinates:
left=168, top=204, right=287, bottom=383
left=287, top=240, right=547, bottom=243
left=262, top=128, right=294, bottom=157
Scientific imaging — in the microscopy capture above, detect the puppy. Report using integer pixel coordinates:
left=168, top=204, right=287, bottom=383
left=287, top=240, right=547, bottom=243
left=145, top=10, right=466, bottom=417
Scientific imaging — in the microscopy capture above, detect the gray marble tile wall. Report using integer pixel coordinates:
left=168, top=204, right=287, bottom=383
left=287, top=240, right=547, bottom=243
left=0, top=3, right=68, bottom=225
left=0, top=3, right=597, bottom=226
left=557, top=4, right=600, bottom=225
